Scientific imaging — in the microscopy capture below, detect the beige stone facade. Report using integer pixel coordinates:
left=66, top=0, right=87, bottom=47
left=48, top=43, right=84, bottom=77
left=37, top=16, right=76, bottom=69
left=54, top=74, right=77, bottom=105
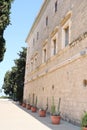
left=24, top=0, right=87, bottom=124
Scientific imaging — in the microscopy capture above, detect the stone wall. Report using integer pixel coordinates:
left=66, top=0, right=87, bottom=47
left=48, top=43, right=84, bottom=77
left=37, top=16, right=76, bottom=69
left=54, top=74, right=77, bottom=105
left=24, top=0, right=87, bottom=125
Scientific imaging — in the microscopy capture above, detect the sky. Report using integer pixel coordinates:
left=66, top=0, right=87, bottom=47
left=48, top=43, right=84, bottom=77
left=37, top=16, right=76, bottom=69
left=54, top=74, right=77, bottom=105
left=0, top=0, right=43, bottom=96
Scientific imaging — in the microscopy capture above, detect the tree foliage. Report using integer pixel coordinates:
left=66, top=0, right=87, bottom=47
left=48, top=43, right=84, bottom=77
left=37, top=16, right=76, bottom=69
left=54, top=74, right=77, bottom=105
left=0, top=35, right=6, bottom=61
left=2, top=47, right=27, bottom=101
left=0, top=0, right=14, bottom=62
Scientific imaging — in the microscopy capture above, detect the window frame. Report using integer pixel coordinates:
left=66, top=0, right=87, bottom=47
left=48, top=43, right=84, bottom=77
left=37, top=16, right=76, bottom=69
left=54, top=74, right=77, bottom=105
left=42, top=42, right=48, bottom=63
left=33, top=38, right=35, bottom=46
left=61, top=11, right=72, bottom=49
left=51, top=32, right=58, bottom=56
left=55, top=1, right=57, bottom=13
left=64, top=26, right=69, bottom=47
left=37, top=32, right=39, bottom=40
left=62, top=19, right=71, bottom=48
left=46, top=16, right=48, bottom=26
left=30, top=60, right=33, bottom=72
left=43, top=48, right=47, bottom=62
left=34, top=54, right=38, bottom=69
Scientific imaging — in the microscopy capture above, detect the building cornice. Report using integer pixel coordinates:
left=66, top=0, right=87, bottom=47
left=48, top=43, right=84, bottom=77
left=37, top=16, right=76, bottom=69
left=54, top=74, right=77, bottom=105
left=25, top=0, right=50, bottom=44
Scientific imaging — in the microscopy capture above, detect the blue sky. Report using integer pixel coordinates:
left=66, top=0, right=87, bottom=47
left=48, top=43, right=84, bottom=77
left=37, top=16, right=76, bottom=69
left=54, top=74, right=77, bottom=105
left=0, top=0, right=43, bottom=95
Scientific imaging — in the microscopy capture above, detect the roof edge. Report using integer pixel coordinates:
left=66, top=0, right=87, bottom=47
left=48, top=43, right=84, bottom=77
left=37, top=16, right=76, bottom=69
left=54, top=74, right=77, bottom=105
left=25, top=0, right=50, bottom=43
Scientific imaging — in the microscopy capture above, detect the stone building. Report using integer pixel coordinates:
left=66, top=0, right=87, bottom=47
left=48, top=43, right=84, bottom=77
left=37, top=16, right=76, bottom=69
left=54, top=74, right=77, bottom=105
left=24, top=0, right=87, bottom=124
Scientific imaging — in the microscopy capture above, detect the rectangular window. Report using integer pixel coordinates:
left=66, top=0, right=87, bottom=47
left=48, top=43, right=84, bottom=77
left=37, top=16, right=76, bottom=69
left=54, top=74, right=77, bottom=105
left=46, top=16, right=48, bottom=26
left=35, top=58, right=37, bottom=64
left=31, top=61, right=33, bottom=71
left=55, top=1, right=57, bottom=12
left=51, top=31, right=58, bottom=57
left=61, top=12, right=71, bottom=48
left=44, top=49, right=46, bottom=62
left=42, top=41, right=48, bottom=63
left=37, top=32, right=39, bottom=40
left=65, top=26, right=69, bottom=46
left=53, top=39, right=56, bottom=55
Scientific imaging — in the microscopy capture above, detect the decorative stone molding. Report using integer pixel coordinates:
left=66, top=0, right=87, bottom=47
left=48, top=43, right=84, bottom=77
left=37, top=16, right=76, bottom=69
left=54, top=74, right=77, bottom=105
left=50, top=26, right=58, bottom=38
left=38, top=71, right=46, bottom=77
left=70, top=32, right=87, bottom=47
left=61, top=11, right=72, bottom=26
left=42, top=39, right=48, bottom=46
left=33, top=51, right=38, bottom=57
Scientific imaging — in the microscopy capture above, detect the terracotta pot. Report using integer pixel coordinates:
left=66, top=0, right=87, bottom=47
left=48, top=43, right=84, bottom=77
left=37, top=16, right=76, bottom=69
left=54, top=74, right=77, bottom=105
left=82, top=127, right=87, bottom=130
left=22, top=103, right=26, bottom=107
left=39, top=110, right=46, bottom=117
left=51, top=115, right=61, bottom=124
left=31, top=106, right=37, bottom=112
left=26, top=104, right=31, bottom=110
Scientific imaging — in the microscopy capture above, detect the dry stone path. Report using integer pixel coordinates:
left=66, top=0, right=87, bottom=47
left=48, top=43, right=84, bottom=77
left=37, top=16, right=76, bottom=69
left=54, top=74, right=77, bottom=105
left=0, top=99, right=80, bottom=130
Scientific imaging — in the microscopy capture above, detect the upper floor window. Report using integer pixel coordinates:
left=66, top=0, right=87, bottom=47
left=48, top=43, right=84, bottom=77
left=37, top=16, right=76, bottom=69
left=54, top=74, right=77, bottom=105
left=61, top=11, right=72, bottom=48
left=43, top=49, right=47, bottom=62
left=51, top=28, right=58, bottom=56
left=51, top=37, right=57, bottom=56
left=30, top=61, right=33, bottom=72
left=34, top=54, right=38, bottom=69
left=35, top=57, right=37, bottom=65
left=53, top=39, right=57, bottom=55
left=46, top=16, right=48, bottom=26
left=62, top=20, right=71, bottom=48
left=65, top=26, right=69, bottom=46
left=37, top=32, right=39, bottom=40
left=42, top=41, right=47, bottom=63
left=55, top=1, right=57, bottom=12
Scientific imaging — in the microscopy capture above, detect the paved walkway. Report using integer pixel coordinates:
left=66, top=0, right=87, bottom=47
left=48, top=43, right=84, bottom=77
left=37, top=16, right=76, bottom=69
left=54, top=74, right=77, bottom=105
left=0, top=99, right=80, bottom=130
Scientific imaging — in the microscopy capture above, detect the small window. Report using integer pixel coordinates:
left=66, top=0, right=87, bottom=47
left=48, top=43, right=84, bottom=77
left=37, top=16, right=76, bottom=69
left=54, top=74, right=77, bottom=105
left=83, top=79, right=87, bottom=87
left=31, top=61, right=33, bottom=71
left=35, top=58, right=37, bottom=63
left=43, top=49, right=47, bottom=62
left=46, top=16, right=48, bottom=26
left=61, top=12, right=71, bottom=48
left=53, top=39, right=57, bottom=55
left=42, top=40, right=48, bottom=63
left=55, top=1, right=57, bottom=12
left=62, top=24, right=70, bottom=48
left=65, top=26, right=69, bottom=46
left=51, top=32, right=58, bottom=56
left=34, top=56, right=37, bottom=68
left=37, top=32, right=39, bottom=40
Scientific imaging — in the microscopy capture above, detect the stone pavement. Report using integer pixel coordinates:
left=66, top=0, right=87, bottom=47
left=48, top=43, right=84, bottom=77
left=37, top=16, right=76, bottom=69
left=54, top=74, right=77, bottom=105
left=0, top=99, right=80, bottom=130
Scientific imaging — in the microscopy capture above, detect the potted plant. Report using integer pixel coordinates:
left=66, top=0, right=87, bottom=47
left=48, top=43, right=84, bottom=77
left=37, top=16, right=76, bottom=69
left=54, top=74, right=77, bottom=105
left=39, top=97, right=48, bottom=117
left=26, top=94, right=31, bottom=110
left=22, top=99, right=26, bottom=107
left=26, top=103, right=31, bottom=110
left=51, top=97, right=61, bottom=124
left=81, top=111, right=87, bottom=130
left=31, top=96, right=37, bottom=112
